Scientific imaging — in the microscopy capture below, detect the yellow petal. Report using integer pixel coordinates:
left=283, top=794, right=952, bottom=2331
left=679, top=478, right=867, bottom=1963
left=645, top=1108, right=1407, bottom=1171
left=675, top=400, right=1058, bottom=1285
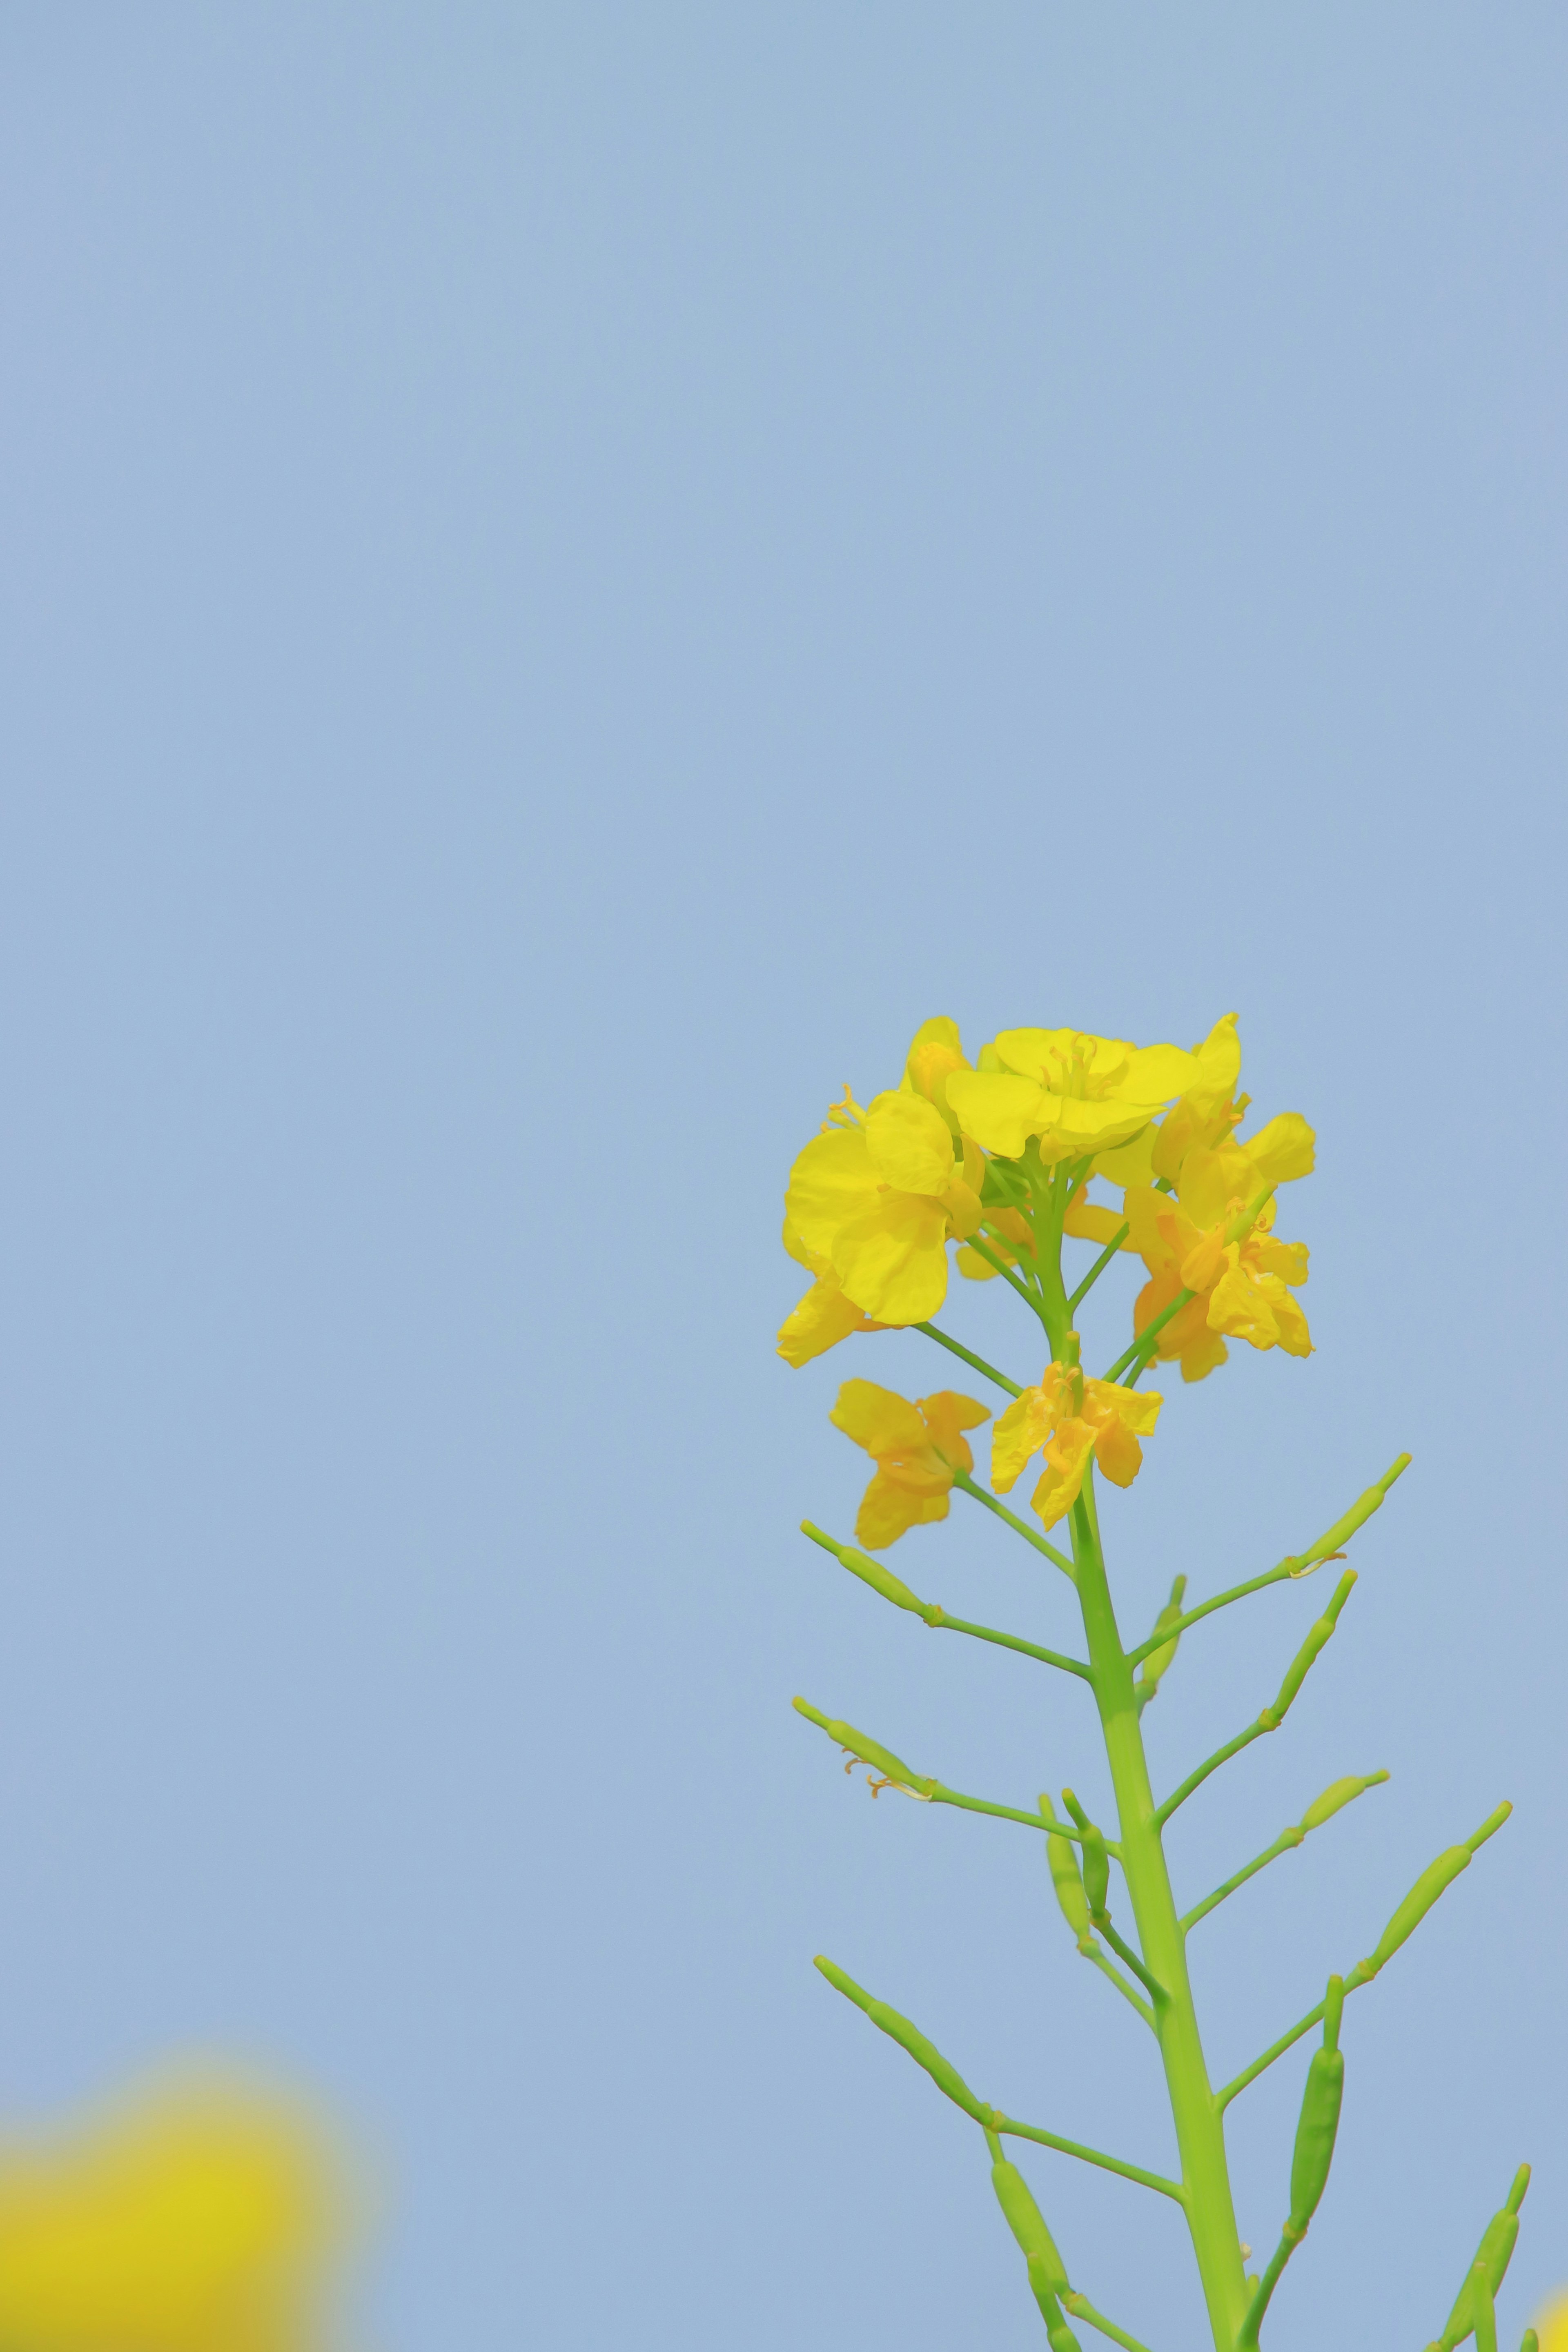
left=1251, top=1236, right=1309, bottom=1287
left=944, top=1071, right=1045, bottom=1157
left=830, top=1380, right=930, bottom=1459
left=1206, top=1258, right=1283, bottom=1349
left=1179, top=1328, right=1229, bottom=1383
left=1093, top=1418, right=1144, bottom=1488
left=1241, top=1111, right=1316, bottom=1185
left=1120, top=1042, right=1205, bottom=1103
left=1178, top=1226, right=1228, bottom=1293
left=1091, top=1379, right=1163, bottom=1436
left=781, top=1214, right=818, bottom=1271
left=940, top=1177, right=983, bottom=1238
left=1123, top=1185, right=1178, bottom=1273
left=865, top=1090, right=958, bottom=1196
left=1092, top=1127, right=1156, bottom=1186
left=1029, top=1426, right=1095, bottom=1528
left=991, top=1027, right=1079, bottom=1081
left=776, top=1274, right=875, bottom=1368
left=1177, top=1141, right=1256, bottom=1231
left=784, top=1126, right=880, bottom=1259
left=989, top=1387, right=1051, bottom=1494
left=832, top=1194, right=952, bottom=1324
left=1063, top=1198, right=1130, bottom=1246
left=855, top=1468, right=949, bottom=1549
left=1189, top=1013, right=1241, bottom=1101
left=956, top=1246, right=1000, bottom=1281
left=1269, top=1288, right=1313, bottom=1357
left=919, top=1391, right=989, bottom=1465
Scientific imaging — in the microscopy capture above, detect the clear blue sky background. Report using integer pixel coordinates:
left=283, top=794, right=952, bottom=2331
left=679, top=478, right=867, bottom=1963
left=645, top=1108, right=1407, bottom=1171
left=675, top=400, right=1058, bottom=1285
left=0, top=8, right=1562, bottom=2347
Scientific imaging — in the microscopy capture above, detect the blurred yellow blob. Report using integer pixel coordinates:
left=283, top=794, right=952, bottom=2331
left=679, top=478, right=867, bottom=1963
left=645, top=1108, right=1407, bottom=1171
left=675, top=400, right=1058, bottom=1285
left=1536, top=2290, right=1568, bottom=2352
left=0, top=2077, right=347, bottom=2351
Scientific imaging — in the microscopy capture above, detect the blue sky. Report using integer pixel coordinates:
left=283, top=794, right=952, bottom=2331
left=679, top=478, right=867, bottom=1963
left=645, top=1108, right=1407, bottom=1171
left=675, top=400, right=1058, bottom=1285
left=0, top=7, right=1563, bottom=2345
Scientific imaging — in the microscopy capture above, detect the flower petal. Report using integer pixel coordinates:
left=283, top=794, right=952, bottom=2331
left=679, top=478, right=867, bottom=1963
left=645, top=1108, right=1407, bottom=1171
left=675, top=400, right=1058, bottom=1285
left=776, top=1274, right=876, bottom=1368
left=1241, top=1112, right=1316, bottom=1185
left=832, top=1194, right=952, bottom=1323
left=865, top=1090, right=958, bottom=1196
left=944, top=1071, right=1045, bottom=1158
left=855, top=1469, right=950, bottom=1549
left=830, top=1380, right=930, bottom=1458
left=784, top=1126, right=880, bottom=1259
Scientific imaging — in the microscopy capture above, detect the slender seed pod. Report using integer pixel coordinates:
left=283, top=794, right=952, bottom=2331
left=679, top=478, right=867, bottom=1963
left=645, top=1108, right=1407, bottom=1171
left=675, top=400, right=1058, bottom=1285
left=1026, top=2253, right=1083, bottom=2351
left=1287, top=1978, right=1345, bottom=2234
left=792, top=1699, right=934, bottom=1795
left=1261, top=1570, right=1356, bottom=1729
left=1440, top=2169, right=1531, bottom=2348
left=1300, top=1770, right=1390, bottom=1831
left=799, top=1522, right=935, bottom=1619
left=1039, top=1797, right=1091, bottom=1937
left=1136, top=1576, right=1187, bottom=1708
left=1521, top=2331, right=1539, bottom=2351
left=1081, top=1829, right=1110, bottom=1921
left=991, top=2160, right=1069, bottom=2291
left=1368, top=1847, right=1472, bottom=1973
left=813, top=1956, right=987, bottom=2120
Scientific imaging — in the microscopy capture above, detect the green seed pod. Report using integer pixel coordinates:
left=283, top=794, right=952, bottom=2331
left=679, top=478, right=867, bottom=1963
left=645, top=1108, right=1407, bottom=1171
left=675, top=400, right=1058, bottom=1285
left=1026, top=2253, right=1082, bottom=2350
left=800, top=1522, right=932, bottom=1617
left=865, top=1997, right=986, bottom=2118
left=1521, top=2331, right=1539, bottom=2351
left=1080, top=1826, right=1110, bottom=1920
left=1263, top=1571, right=1356, bottom=1728
left=1288, top=2048, right=1345, bottom=2232
left=991, top=2160, right=1068, bottom=2290
left=792, top=1699, right=933, bottom=1793
left=1369, top=1846, right=1471, bottom=1973
left=1039, top=1797, right=1090, bottom=1937
left=1136, top=1576, right=1187, bottom=1704
left=1300, top=1770, right=1389, bottom=1831
left=1440, top=2172, right=1530, bottom=2350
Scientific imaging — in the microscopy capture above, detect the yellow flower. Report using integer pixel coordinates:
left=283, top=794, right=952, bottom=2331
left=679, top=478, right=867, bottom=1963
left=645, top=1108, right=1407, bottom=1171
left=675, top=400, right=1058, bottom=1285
left=830, top=1379, right=989, bottom=1548
left=780, top=1022, right=984, bottom=1339
left=1534, top=2290, right=1568, bottom=2352
left=990, top=1363, right=1162, bottom=1529
left=1121, top=1091, right=1315, bottom=1381
left=946, top=1028, right=1207, bottom=1165
left=0, top=2078, right=346, bottom=2352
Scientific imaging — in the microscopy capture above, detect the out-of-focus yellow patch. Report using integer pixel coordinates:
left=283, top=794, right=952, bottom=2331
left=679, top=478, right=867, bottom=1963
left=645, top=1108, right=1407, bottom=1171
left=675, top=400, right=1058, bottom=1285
left=0, top=2078, right=351, bottom=2351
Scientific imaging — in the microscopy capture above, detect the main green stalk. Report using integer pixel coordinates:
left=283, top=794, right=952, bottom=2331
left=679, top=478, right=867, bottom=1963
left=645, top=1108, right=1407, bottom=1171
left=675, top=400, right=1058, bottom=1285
left=1031, top=1158, right=1247, bottom=2350
left=1071, top=1479, right=1249, bottom=2351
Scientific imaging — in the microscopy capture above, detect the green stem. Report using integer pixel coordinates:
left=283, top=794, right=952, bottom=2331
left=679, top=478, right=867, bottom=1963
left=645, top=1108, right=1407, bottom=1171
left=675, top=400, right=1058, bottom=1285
left=950, top=1467, right=1078, bottom=1580
left=931, top=1610, right=1091, bottom=1682
left=1102, top=1287, right=1193, bottom=1384
left=1062, top=2290, right=1156, bottom=2352
left=1180, top=1829, right=1301, bottom=1933
left=1069, top=1478, right=1248, bottom=2350
left=1217, top=1979, right=1375, bottom=2111
left=1235, top=2226, right=1301, bottom=2349
left=962, top=1231, right=1050, bottom=1325
left=929, top=1781, right=1122, bottom=1853
left=992, top=2110, right=1184, bottom=2205
left=1067, top=1223, right=1131, bottom=1314
left=1079, top=1938, right=1157, bottom=2030
left=1155, top=1721, right=1268, bottom=1827
left=915, top=1320, right=1025, bottom=1398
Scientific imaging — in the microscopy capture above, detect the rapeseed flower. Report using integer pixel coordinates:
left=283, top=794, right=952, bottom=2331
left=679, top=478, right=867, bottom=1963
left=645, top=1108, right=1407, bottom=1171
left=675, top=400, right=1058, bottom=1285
left=945, top=1028, right=1206, bottom=1164
left=991, top=1363, right=1162, bottom=1529
left=1535, top=2292, right=1568, bottom=2352
left=830, top=1379, right=989, bottom=1549
left=780, top=1021, right=984, bottom=1342
left=0, top=2077, right=347, bottom=2352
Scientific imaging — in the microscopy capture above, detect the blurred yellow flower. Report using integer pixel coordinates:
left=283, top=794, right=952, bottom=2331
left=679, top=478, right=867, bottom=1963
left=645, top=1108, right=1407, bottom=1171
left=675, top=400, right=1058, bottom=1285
left=829, top=1379, right=989, bottom=1548
left=991, top=1363, right=1162, bottom=1529
left=0, top=2078, right=348, bottom=2352
left=1535, top=2290, right=1568, bottom=2352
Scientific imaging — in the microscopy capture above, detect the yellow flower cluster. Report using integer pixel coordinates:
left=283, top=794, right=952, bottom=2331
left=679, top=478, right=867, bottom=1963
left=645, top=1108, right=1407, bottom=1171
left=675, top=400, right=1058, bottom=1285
left=778, top=1010, right=1315, bottom=1385
left=0, top=2078, right=347, bottom=2352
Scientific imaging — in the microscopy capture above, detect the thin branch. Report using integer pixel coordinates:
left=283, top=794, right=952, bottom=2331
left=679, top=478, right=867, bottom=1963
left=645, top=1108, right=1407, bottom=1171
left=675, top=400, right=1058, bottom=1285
left=962, top=1230, right=1050, bottom=1322
left=931, top=1780, right=1121, bottom=1854
left=1062, top=2291, right=1156, bottom=2352
left=1066, top=1223, right=1131, bottom=1314
left=915, top=1321, right=1024, bottom=1398
left=1102, top=1285, right=1192, bottom=1384
left=931, top=1609, right=1092, bottom=1682
left=1078, top=1938, right=1156, bottom=2031
left=993, top=2112, right=1185, bottom=2206
left=950, top=1466, right=1078, bottom=1580
left=1154, top=1721, right=1267, bottom=1828
left=1181, top=1829, right=1301, bottom=1932
left=1093, top=1914, right=1167, bottom=2006
left=1123, top=1454, right=1412, bottom=1670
